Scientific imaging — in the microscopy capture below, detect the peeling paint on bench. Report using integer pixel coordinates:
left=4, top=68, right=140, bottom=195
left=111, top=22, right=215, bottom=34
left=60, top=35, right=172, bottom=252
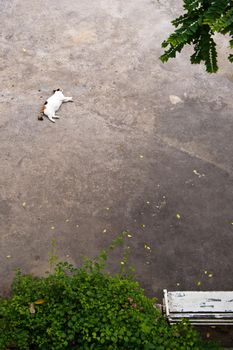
left=163, top=290, right=233, bottom=325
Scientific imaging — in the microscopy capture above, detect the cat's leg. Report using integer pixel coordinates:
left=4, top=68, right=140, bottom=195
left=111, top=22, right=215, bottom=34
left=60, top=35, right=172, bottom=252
left=62, top=96, right=73, bottom=102
left=47, top=113, right=55, bottom=123
left=53, top=115, right=60, bottom=119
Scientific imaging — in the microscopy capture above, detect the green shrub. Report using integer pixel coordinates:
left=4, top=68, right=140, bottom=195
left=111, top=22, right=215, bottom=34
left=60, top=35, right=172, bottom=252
left=0, top=237, right=221, bottom=349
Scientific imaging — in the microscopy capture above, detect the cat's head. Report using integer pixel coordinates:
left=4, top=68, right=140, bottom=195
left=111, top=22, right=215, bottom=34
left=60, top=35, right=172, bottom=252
left=53, top=88, right=63, bottom=93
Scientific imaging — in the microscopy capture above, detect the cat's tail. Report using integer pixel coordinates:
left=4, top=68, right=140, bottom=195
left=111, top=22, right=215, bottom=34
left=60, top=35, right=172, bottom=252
left=38, top=104, right=45, bottom=120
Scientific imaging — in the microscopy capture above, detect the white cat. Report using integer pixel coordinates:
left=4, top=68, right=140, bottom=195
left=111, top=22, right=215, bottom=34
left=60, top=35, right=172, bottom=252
left=38, top=89, right=73, bottom=123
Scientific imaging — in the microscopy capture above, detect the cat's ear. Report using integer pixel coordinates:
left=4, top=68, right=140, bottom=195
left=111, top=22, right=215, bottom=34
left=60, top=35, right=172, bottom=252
left=53, top=89, right=56, bottom=93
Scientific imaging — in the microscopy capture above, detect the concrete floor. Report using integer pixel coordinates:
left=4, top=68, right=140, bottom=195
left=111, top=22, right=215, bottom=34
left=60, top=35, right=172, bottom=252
left=1, top=0, right=233, bottom=305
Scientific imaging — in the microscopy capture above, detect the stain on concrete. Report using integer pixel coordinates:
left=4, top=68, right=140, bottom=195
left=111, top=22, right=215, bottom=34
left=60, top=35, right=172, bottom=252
left=0, top=199, right=11, bottom=218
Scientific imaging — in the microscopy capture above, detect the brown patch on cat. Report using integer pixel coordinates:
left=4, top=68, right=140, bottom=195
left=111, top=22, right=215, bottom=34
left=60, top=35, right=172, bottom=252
left=38, top=103, right=47, bottom=121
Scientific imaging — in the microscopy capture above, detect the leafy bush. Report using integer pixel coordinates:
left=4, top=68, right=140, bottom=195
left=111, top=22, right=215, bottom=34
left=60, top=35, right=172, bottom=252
left=0, top=236, right=221, bottom=349
left=160, top=0, right=233, bottom=73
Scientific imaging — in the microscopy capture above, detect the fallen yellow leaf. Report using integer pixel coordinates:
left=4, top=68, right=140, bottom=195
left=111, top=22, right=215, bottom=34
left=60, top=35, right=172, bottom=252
left=34, top=299, right=45, bottom=305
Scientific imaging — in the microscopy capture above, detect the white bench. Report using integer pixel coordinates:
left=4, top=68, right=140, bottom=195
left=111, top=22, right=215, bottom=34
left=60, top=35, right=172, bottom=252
left=163, top=290, right=233, bottom=325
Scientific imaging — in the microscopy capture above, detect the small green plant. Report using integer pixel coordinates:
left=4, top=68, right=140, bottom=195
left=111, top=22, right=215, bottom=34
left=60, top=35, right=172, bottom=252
left=48, top=239, right=59, bottom=272
left=160, top=0, right=233, bottom=73
left=0, top=233, right=221, bottom=349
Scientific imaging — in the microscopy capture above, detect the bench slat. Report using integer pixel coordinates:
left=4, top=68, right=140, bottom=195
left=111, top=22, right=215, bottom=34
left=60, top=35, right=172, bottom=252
left=168, top=313, right=233, bottom=319
left=169, top=319, right=233, bottom=325
left=165, top=291, right=233, bottom=313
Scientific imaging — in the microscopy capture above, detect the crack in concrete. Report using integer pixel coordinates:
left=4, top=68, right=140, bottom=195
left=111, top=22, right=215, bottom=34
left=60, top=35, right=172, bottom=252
left=157, top=135, right=232, bottom=176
